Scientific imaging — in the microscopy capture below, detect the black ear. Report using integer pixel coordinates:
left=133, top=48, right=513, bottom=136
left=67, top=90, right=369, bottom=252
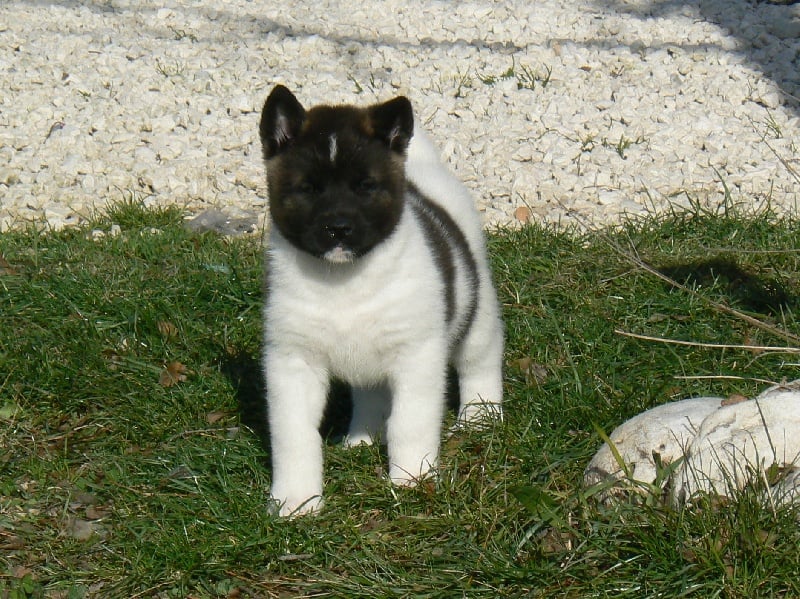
left=369, top=96, right=414, bottom=154
left=259, top=85, right=306, bottom=160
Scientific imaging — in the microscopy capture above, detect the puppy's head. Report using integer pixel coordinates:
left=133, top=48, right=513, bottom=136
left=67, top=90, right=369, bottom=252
left=259, top=85, right=414, bottom=263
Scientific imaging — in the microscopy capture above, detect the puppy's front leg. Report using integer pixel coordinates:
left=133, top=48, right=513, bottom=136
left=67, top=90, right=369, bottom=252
left=386, top=342, right=447, bottom=486
left=265, top=350, right=328, bottom=517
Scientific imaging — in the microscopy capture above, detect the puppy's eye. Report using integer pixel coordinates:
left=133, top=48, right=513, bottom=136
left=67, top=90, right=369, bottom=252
left=355, top=177, right=379, bottom=194
left=293, top=181, right=316, bottom=194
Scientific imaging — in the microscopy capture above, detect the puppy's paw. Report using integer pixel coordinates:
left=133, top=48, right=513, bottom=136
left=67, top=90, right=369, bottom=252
left=269, top=489, right=324, bottom=518
left=456, top=401, right=503, bottom=426
left=388, top=462, right=437, bottom=488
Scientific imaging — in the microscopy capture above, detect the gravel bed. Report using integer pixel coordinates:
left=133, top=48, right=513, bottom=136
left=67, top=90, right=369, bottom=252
left=1, top=0, right=799, bottom=232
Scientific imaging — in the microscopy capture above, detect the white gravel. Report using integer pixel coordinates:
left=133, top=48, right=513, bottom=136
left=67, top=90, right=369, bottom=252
left=1, top=0, right=799, bottom=232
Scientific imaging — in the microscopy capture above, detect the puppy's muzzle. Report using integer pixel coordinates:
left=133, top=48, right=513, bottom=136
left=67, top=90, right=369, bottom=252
left=323, top=216, right=355, bottom=242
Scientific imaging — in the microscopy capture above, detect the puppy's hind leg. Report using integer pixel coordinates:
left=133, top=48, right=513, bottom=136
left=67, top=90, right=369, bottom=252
left=454, top=307, right=504, bottom=424
left=343, top=384, right=390, bottom=447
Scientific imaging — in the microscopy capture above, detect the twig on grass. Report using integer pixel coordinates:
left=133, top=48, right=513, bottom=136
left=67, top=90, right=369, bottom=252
left=555, top=199, right=800, bottom=347
left=614, top=329, right=800, bottom=354
left=673, top=374, right=781, bottom=386
left=616, top=250, right=800, bottom=346
left=694, top=246, right=800, bottom=255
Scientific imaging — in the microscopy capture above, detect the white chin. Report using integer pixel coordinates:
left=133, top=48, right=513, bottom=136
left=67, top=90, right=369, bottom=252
left=323, top=247, right=356, bottom=263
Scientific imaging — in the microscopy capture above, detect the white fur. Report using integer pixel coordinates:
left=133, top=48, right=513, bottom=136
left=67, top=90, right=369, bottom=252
left=264, top=123, right=504, bottom=517
left=328, top=133, right=337, bottom=163
left=322, top=245, right=353, bottom=263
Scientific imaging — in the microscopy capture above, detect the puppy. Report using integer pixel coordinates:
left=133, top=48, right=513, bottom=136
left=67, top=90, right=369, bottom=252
left=259, top=85, right=504, bottom=516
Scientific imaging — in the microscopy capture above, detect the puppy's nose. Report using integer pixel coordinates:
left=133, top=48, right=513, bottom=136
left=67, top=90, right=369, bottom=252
left=324, top=218, right=354, bottom=241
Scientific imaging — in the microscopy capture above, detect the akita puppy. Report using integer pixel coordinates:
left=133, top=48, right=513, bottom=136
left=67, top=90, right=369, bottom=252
left=259, top=85, right=504, bottom=516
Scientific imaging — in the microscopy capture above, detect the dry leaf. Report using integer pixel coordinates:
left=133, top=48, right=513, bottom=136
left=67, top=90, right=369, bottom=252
left=102, top=349, right=123, bottom=371
left=166, top=465, right=195, bottom=480
left=0, top=533, right=25, bottom=550
left=513, top=356, right=549, bottom=385
left=742, top=331, right=764, bottom=355
left=0, top=254, right=18, bottom=276
left=720, top=394, right=748, bottom=407
left=68, top=518, right=97, bottom=541
left=540, top=527, right=575, bottom=554
left=514, top=206, right=532, bottom=224
left=515, top=356, right=532, bottom=370
left=85, top=505, right=109, bottom=520
left=72, top=491, right=98, bottom=505
left=159, top=361, right=188, bottom=387
left=12, top=565, right=33, bottom=579
left=206, top=410, right=228, bottom=425
left=647, top=313, right=669, bottom=323
left=157, top=320, right=179, bottom=339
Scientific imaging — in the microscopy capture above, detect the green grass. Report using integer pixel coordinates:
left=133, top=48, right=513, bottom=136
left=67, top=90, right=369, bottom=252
left=1, top=199, right=799, bottom=597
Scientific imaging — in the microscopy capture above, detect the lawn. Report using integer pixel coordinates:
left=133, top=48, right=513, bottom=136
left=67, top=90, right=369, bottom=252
left=1, top=198, right=799, bottom=598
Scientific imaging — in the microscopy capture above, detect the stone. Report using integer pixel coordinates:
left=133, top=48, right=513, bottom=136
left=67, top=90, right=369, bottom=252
left=185, top=208, right=259, bottom=236
left=585, top=381, right=800, bottom=506
left=0, top=168, right=19, bottom=186
left=673, top=381, right=800, bottom=505
left=767, top=16, right=800, bottom=40
left=584, top=396, right=722, bottom=496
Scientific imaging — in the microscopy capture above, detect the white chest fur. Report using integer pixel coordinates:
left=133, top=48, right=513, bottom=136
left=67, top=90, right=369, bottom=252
left=265, top=205, right=449, bottom=386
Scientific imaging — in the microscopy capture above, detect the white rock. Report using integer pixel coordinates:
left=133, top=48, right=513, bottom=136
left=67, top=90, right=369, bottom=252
left=0, top=168, right=20, bottom=185
left=80, top=174, right=96, bottom=191
left=229, top=94, right=254, bottom=114
left=134, top=146, right=158, bottom=165
left=62, top=154, right=82, bottom=176
left=673, top=382, right=800, bottom=505
left=597, top=190, right=622, bottom=206
left=585, top=381, right=800, bottom=506
left=584, top=397, right=722, bottom=494
left=44, top=204, right=80, bottom=230
left=766, top=15, right=800, bottom=40
left=771, top=469, right=800, bottom=505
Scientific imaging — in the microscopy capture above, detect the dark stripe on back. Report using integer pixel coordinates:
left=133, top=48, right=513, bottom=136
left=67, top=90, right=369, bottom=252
left=407, top=183, right=479, bottom=345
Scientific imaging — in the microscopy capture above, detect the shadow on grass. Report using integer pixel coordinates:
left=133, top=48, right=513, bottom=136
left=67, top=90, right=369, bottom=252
left=219, top=348, right=463, bottom=457
left=219, top=348, right=355, bottom=451
left=658, top=256, right=796, bottom=315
